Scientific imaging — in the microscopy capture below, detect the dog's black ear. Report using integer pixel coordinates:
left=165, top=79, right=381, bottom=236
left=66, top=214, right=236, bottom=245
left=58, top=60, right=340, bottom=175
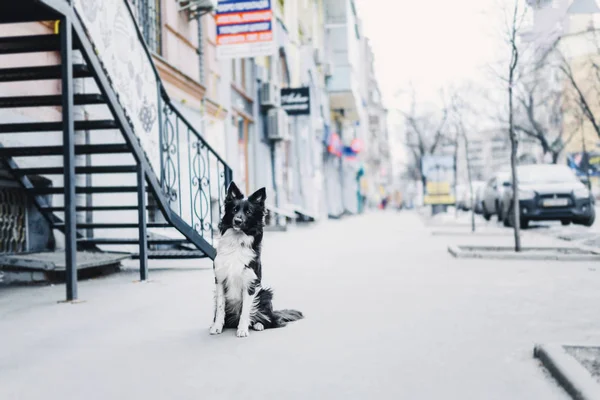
left=248, top=187, right=266, bottom=204
left=226, top=182, right=244, bottom=200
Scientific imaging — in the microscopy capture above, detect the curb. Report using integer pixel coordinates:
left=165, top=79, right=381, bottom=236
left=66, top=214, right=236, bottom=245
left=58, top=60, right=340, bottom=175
left=432, top=230, right=511, bottom=237
left=534, top=344, right=600, bottom=400
left=576, top=244, right=600, bottom=256
left=526, top=228, right=600, bottom=258
left=447, top=245, right=462, bottom=258
left=447, top=245, right=600, bottom=261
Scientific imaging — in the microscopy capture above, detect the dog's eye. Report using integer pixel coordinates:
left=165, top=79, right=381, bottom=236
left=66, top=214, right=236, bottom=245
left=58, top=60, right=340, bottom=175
left=233, top=206, right=239, bottom=212
left=245, top=209, right=252, bottom=216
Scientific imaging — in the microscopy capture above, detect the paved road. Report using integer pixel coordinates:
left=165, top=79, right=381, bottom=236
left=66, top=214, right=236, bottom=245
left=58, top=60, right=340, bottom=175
left=3, top=211, right=600, bottom=399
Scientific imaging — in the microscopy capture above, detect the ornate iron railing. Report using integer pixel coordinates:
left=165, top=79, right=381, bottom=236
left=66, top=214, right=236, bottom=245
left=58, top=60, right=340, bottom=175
left=122, top=0, right=232, bottom=245
left=73, top=0, right=233, bottom=247
left=160, top=102, right=231, bottom=245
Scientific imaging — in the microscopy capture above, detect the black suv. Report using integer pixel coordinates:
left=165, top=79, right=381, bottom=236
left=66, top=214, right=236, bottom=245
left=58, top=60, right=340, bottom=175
left=501, top=164, right=595, bottom=228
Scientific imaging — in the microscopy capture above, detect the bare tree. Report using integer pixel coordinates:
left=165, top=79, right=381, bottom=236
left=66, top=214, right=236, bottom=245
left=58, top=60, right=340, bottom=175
left=501, top=0, right=528, bottom=252
left=533, top=28, right=600, bottom=143
left=514, top=62, right=578, bottom=163
left=450, top=89, right=476, bottom=232
left=398, top=87, right=449, bottom=189
left=558, top=51, right=600, bottom=138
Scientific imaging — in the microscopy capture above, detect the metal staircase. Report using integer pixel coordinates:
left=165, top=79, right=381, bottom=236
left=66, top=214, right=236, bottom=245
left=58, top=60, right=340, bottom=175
left=0, top=0, right=232, bottom=300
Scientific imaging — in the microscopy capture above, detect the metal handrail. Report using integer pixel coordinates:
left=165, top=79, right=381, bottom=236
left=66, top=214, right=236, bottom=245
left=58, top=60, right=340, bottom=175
left=121, top=0, right=232, bottom=177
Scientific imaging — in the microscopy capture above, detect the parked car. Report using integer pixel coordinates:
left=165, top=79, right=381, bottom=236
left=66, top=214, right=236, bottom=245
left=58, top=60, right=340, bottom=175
left=474, top=184, right=487, bottom=214
left=455, top=184, right=470, bottom=211
left=500, top=164, right=595, bottom=228
left=481, top=170, right=511, bottom=221
left=457, top=181, right=486, bottom=212
left=468, top=181, right=485, bottom=211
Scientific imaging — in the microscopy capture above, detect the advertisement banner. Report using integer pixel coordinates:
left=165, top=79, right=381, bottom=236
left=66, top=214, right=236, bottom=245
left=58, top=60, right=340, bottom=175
left=281, top=87, right=310, bottom=115
left=216, top=0, right=276, bottom=59
left=421, top=155, right=456, bottom=205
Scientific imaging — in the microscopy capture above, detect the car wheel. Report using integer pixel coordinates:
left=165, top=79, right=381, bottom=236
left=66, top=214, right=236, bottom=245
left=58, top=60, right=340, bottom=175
left=561, top=219, right=571, bottom=226
left=503, top=204, right=512, bottom=227
left=582, top=214, right=595, bottom=227
left=521, top=219, right=529, bottom=229
left=496, top=201, right=503, bottom=222
left=482, top=204, right=491, bottom=221
left=503, top=213, right=511, bottom=227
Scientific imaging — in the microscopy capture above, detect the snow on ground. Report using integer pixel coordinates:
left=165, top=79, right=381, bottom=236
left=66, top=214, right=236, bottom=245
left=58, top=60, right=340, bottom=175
left=3, top=210, right=598, bottom=399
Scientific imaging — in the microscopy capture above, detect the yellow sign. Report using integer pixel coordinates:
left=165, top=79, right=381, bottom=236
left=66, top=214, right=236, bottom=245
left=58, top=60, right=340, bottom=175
left=424, top=194, right=456, bottom=205
left=426, top=182, right=450, bottom=195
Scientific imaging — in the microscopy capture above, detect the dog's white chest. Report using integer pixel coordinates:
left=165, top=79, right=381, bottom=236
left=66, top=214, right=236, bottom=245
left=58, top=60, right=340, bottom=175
left=214, top=230, right=255, bottom=294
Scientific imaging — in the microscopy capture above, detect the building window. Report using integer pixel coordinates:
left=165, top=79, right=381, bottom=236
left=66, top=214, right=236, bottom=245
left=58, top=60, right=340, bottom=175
left=241, top=58, right=247, bottom=90
left=136, top=0, right=162, bottom=54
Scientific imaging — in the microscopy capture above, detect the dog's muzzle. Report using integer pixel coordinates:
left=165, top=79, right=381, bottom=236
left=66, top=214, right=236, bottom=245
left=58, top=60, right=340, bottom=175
left=233, top=216, right=243, bottom=229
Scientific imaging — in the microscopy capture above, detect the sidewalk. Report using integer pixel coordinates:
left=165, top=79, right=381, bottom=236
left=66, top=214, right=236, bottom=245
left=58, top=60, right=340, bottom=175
left=2, top=210, right=599, bottom=399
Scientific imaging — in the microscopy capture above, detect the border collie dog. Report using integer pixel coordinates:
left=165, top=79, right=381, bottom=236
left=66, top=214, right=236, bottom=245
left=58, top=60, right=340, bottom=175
left=209, top=182, right=303, bottom=338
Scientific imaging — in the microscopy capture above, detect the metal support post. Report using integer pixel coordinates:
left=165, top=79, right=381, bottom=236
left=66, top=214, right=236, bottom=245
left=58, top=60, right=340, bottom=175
left=137, top=164, right=148, bottom=281
left=61, top=16, right=77, bottom=301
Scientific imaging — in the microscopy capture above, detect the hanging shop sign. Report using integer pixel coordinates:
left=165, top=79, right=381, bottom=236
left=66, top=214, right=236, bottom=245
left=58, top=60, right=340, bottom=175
left=281, top=87, right=310, bottom=115
left=216, top=0, right=276, bottom=59
left=339, top=138, right=364, bottom=160
left=421, top=154, right=456, bottom=205
left=327, top=132, right=343, bottom=157
left=350, top=138, right=364, bottom=154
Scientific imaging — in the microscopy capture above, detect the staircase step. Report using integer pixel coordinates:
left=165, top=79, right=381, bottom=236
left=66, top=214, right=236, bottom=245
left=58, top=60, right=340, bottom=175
left=0, top=64, right=92, bottom=82
left=0, top=119, right=117, bottom=133
left=0, top=94, right=106, bottom=108
left=29, top=186, right=145, bottom=195
left=78, top=238, right=189, bottom=245
left=132, top=250, right=208, bottom=260
left=0, top=144, right=130, bottom=157
left=16, top=165, right=137, bottom=176
left=0, top=34, right=62, bottom=54
left=42, top=205, right=158, bottom=212
left=54, top=223, right=171, bottom=229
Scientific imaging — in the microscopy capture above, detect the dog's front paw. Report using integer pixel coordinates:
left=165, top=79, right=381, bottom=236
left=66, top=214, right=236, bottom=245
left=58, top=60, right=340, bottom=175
left=236, top=327, right=249, bottom=338
left=252, top=322, right=264, bottom=331
left=209, top=324, right=223, bottom=335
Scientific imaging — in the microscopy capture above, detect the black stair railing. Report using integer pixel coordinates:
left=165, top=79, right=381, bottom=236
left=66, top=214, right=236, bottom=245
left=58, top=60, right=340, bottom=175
left=161, top=102, right=231, bottom=246
left=68, top=0, right=233, bottom=244
left=123, top=0, right=232, bottom=246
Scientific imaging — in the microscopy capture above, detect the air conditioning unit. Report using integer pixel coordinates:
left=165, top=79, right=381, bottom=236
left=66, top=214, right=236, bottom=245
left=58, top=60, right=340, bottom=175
left=256, top=65, right=269, bottom=83
left=323, top=62, right=334, bottom=77
left=260, top=82, right=280, bottom=108
left=313, top=48, right=324, bottom=65
left=176, top=0, right=216, bottom=20
left=267, top=108, right=290, bottom=141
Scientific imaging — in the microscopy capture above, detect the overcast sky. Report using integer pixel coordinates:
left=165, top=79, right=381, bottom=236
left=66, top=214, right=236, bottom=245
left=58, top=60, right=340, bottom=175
left=356, top=0, right=505, bottom=107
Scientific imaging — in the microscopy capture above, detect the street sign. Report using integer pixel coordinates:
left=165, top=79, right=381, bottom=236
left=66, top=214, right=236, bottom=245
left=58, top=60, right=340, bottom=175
left=422, top=155, right=456, bottom=205
left=281, top=87, right=310, bottom=115
left=216, top=0, right=276, bottom=59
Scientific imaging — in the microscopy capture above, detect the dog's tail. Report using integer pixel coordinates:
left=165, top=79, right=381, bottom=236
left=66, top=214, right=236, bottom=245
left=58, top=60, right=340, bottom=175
left=272, top=309, right=304, bottom=328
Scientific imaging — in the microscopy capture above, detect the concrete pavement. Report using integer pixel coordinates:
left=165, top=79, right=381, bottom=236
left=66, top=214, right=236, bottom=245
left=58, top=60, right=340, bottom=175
left=2, top=211, right=600, bottom=399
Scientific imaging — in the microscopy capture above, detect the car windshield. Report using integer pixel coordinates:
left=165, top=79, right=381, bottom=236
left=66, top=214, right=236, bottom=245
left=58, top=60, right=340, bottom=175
left=518, top=165, right=578, bottom=184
